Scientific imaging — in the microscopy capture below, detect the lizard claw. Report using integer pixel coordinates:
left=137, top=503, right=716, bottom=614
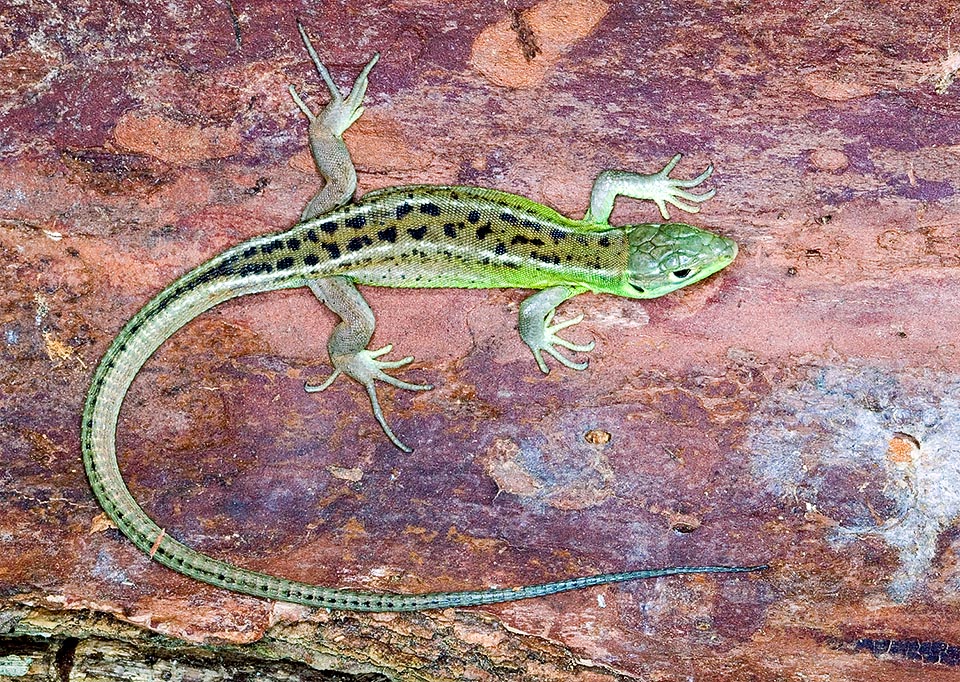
left=305, top=344, right=432, bottom=452
left=648, top=154, right=716, bottom=220
left=585, top=156, right=716, bottom=225
left=290, top=21, right=380, bottom=136
left=526, top=311, right=596, bottom=374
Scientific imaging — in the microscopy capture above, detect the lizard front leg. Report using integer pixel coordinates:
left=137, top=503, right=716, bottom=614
left=518, top=285, right=595, bottom=373
left=306, top=277, right=432, bottom=452
left=584, top=154, right=715, bottom=225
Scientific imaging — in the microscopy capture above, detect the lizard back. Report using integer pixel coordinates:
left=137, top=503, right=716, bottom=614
left=216, top=185, right=632, bottom=294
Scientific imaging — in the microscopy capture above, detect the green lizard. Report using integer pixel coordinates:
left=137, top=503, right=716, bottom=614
left=81, top=24, right=762, bottom=612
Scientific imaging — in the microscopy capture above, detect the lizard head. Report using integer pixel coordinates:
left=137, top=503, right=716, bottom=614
left=623, top=223, right=738, bottom=299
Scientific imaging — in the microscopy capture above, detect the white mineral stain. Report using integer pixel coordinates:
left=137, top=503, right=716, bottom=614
left=747, top=366, right=960, bottom=601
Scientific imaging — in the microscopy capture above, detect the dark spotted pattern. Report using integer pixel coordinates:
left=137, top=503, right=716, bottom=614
left=170, top=186, right=625, bottom=294
left=260, top=241, right=282, bottom=255
left=237, top=263, right=273, bottom=275
left=347, top=235, right=373, bottom=251
left=511, top=234, right=545, bottom=247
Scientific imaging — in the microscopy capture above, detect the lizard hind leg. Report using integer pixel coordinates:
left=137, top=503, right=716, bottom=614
left=289, top=22, right=380, bottom=221
left=291, top=21, right=379, bottom=137
left=306, top=277, right=432, bottom=453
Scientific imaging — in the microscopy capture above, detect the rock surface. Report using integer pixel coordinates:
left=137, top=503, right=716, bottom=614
left=2, top=0, right=959, bottom=679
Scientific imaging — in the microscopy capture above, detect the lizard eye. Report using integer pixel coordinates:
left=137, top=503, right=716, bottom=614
left=670, top=268, right=692, bottom=281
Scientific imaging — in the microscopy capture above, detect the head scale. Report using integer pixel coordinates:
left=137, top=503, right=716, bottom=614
left=623, top=222, right=738, bottom=299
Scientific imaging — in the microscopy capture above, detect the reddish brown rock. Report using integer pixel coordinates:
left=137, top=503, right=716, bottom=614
left=2, top=1, right=959, bottom=680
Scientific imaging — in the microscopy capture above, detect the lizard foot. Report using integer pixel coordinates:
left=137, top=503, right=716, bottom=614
left=305, top=344, right=432, bottom=452
left=288, top=21, right=379, bottom=137
left=523, top=310, right=596, bottom=374
left=643, top=153, right=716, bottom=219
left=585, top=154, right=716, bottom=224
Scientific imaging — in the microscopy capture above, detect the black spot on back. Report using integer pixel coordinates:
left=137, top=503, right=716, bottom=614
left=549, top=228, right=565, bottom=244
left=260, top=240, right=281, bottom=255
left=476, top=222, right=493, bottom=240
left=347, top=235, right=373, bottom=251
left=598, top=236, right=611, bottom=248
left=495, top=242, right=506, bottom=255
left=319, top=221, right=337, bottom=235
left=322, top=242, right=341, bottom=259
left=287, top=237, right=301, bottom=250
left=500, top=212, right=518, bottom=225
left=239, top=262, right=273, bottom=276
left=378, top=226, right=397, bottom=242
left=304, top=253, right=319, bottom=266
left=345, top=215, right=366, bottom=229
left=306, top=229, right=319, bottom=242
left=276, top=256, right=295, bottom=270
left=408, top=225, right=428, bottom=240
left=194, top=259, right=237, bottom=285
left=467, top=209, right=481, bottom=224
left=420, top=203, right=441, bottom=216
left=510, top=234, right=544, bottom=247
left=396, top=203, right=413, bottom=219
left=443, top=223, right=457, bottom=238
